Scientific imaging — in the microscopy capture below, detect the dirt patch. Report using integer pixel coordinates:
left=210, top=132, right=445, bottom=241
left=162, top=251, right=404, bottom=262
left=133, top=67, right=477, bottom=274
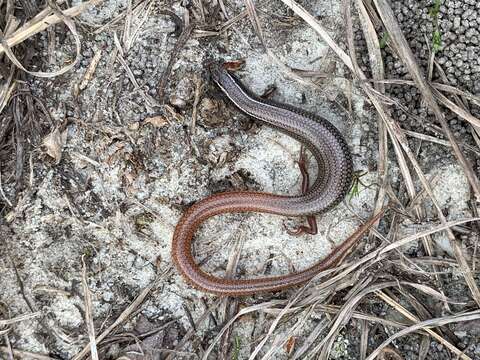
left=1, top=0, right=479, bottom=359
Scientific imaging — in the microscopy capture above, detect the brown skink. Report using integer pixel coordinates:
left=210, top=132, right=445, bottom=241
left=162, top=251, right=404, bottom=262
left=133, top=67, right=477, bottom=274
left=171, top=62, right=379, bottom=296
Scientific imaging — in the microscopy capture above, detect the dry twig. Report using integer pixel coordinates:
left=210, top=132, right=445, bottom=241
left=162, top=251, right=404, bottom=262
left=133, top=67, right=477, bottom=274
left=73, top=268, right=171, bottom=360
left=372, top=0, right=480, bottom=308
left=278, top=0, right=480, bottom=308
left=81, top=256, right=99, bottom=360
left=365, top=310, right=480, bottom=360
left=1, top=0, right=101, bottom=77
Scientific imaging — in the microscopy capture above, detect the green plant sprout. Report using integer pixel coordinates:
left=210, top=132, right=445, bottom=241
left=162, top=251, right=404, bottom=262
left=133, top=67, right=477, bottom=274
left=429, top=0, right=442, bottom=53
left=379, top=33, right=389, bottom=49
left=348, top=170, right=369, bottom=199
left=232, top=336, right=241, bottom=360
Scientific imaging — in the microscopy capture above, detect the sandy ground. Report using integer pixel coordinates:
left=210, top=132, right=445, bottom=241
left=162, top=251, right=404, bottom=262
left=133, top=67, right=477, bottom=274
left=1, top=0, right=478, bottom=359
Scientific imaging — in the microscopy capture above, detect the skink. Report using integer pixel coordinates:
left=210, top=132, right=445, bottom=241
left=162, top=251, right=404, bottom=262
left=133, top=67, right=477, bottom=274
left=171, top=62, right=378, bottom=296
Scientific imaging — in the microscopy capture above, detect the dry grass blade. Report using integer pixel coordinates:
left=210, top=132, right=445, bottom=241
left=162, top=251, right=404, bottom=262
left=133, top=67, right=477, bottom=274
left=122, top=0, right=133, bottom=50
left=166, top=298, right=223, bottom=360
left=73, top=268, right=170, bottom=360
left=372, top=0, right=480, bottom=199
left=298, top=304, right=409, bottom=328
left=307, top=217, right=480, bottom=303
left=419, top=335, right=430, bottom=360
left=123, top=0, right=155, bottom=53
left=318, top=282, right=396, bottom=359
left=434, top=90, right=480, bottom=128
left=375, top=290, right=470, bottom=360
left=291, top=318, right=329, bottom=360
left=190, top=74, right=203, bottom=135
left=318, top=279, right=467, bottom=359
left=202, top=215, right=477, bottom=359
left=157, top=12, right=193, bottom=102
left=472, top=126, right=480, bottom=153
left=0, top=170, right=13, bottom=207
left=76, top=49, right=103, bottom=94
left=370, top=79, right=480, bottom=107
left=1, top=335, right=13, bottom=360
left=113, top=33, right=160, bottom=108
left=219, top=231, right=244, bottom=359
left=266, top=49, right=322, bottom=88
left=248, top=284, right=313, bottom=359
left=344, top=1, right=447, bottom=307
left=241, top=0, right=337, bottom=91
left=0, top=81, right=15, bottom=114
left=372, top=0, right=480, bottom=308
left=354, top=0, right=388, bottom=238
left=360, top=320, right=368, bottom=360
left=365, top=310, right=480, bottom=360
left=0, top=67, right=16, bottom=114
left=93, top=0, right=150, bottom=34
left=1, top=0, right=101, bottom=55
left=353, top=0, right=450, bottom=312
left=0, top=1, right=99, bottom=77
left=81, top=256, right=98, bottom=360
left=282, top=0, right=480, bottom=309
left=259, top=302, right=318, bottom=360
left=402, top=283, right=466, bottom=305
left=243, top=0, right=266, bottom=50
left=432, top=84, right=480, bottom=107
left=355, top=0, right=384, bottom=85
left=202, top=300, right=286, bottom=360
left=404, top=130, right=480, bottom=156
left=216, top=10, right=248, bottom=34
left=279, top=0, right=353, bottom=69
left=0, top=311, right=41, bottom=327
